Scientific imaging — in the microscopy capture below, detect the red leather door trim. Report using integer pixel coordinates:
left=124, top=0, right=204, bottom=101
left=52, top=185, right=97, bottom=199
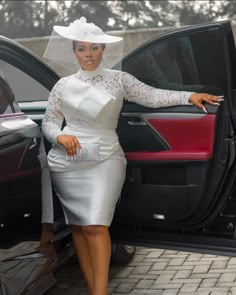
left=125, top=114, right=216, bottom=161
left=125, top=150, right=211, bottom=161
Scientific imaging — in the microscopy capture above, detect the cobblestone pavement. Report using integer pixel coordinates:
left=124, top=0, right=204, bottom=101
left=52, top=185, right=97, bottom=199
left=46, top=246, right=236, bottom=295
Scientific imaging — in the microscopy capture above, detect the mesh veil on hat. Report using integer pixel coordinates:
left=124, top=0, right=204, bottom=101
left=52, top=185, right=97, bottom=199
left=43, top=17, right=123, bottom=73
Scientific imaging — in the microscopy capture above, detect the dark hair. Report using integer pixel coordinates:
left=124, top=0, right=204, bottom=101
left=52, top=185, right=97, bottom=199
left=72, top=40, right=106, bottom=51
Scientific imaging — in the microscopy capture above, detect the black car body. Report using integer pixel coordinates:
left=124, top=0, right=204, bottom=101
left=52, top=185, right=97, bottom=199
left=1, top=21, right=236, bottom=294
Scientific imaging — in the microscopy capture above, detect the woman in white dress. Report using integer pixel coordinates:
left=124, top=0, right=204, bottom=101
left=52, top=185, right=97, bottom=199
left=42, top=17, right=221, bottom=295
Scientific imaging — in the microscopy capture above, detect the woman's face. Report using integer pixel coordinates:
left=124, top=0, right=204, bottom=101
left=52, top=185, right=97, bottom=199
left=74, top=41, right=104, bottom=71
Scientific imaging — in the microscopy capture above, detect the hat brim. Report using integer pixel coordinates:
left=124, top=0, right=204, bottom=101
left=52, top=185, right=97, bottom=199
left=53, top=26, right=123, bottom=43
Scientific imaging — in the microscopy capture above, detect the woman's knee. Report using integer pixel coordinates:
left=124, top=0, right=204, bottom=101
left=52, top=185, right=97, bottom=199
left=82, top=225, right=108, bottom=237
left=71, top=224, right=83, bottom=233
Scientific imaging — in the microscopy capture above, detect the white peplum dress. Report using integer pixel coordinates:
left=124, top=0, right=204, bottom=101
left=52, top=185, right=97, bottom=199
left=42, top=65, right=193, bottom=226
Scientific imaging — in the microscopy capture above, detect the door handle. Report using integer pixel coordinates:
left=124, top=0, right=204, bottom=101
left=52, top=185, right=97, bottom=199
left=29, top=137, right=37, bottom=150
left=127, top=120, right=147, bottom=126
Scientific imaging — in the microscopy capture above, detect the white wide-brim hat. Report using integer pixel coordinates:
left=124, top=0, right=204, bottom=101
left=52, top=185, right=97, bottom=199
left=53, top=17, right=122, bottom=43
left=43, top=17, right=123, bottom=74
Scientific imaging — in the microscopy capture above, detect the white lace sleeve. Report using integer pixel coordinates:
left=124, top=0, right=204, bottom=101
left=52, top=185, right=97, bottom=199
left=122, top=72, right=194, bottom=108
left=42, top=78, right=66, bottom=144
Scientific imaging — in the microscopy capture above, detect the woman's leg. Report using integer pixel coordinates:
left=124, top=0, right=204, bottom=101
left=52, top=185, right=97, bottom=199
left=38, top=223, right=54, bottom=251
left=71, top=225, right=94, bottom=295
left=82, top=225, right=111, bottom=295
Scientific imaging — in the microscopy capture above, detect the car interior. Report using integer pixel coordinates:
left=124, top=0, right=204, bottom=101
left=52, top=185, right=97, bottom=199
left=113, top=29, right=230, bottom=231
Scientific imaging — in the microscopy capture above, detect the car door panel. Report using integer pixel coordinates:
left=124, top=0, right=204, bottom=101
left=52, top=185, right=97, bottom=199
left=0, top=139, right=41, bottom=180
left=112, top=21, right=236, bottom=248
left=0, top=138, right=28, bottom=179
left=117, top=115, right=169, bottom=152
left=122, top=112, right=216, bottom=161
left=0, top=114, right=41, bottom=177
left=0, top=113, right=42, bottom=228
left=115, top=103, right=218, bottom=221
left=116, top=158, right=210, bottom=221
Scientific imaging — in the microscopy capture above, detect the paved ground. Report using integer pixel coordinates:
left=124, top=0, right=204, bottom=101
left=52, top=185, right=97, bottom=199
left=46, top=246, right=236, bottom=295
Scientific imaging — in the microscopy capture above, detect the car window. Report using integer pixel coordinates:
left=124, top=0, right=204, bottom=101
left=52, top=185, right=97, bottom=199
left=123, top=28, right=225, bottom=95
left=0, top=75, right=21, bottom=114
left=0, top=59, right=49, bottom=102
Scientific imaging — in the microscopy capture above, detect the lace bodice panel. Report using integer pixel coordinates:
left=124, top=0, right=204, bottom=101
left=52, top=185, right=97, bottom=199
left=42, top=78, right=66, bottom=144
left=42, top=68, right=194, bottom=144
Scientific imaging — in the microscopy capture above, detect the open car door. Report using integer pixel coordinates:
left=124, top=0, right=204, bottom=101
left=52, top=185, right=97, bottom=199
left=0, top=37, right=58, bottom=242
left=111, top=21, right=236, bottom=255
left=0, top=37, right=68, bottom=295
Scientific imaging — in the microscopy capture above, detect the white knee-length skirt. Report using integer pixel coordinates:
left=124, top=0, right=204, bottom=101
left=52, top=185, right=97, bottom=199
left=51, top=158, right=126, bottom=226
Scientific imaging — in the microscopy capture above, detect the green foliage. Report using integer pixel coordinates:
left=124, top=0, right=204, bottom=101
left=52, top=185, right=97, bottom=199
left=0, top=0, right=233, bottom=38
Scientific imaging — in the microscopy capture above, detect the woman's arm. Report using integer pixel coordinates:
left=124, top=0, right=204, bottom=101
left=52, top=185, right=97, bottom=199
left=122, top=72, right=221, bottom=111
left=122, top=71, right=194, bottom=108
left=41, top=79, right=65, bottom=145
left=42, top=78, right=80, bottom=156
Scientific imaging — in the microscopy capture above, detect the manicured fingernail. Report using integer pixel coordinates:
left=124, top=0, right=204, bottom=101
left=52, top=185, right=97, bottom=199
left=218, top=98, right=224, bottom=101
left=203, top=107, right=208, bottom=113
left=213, top=102, right=220, bottom=105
